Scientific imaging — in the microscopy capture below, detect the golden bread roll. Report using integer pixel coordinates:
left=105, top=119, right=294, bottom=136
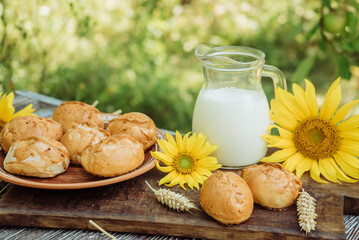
left=52, top=101, right=104, bottom=133
left=200, top=171, right=254, bottom=225
left=0, top=115, right=63, bottom=153
left=3, top=136, right=70, bottom=178
left=81, top=134, right=144, bottom=177
left=241, top=163, right=302, bottom=211
left=60, top=122, right=110, bottom=165
left=105, top=112, right=157, bottom=150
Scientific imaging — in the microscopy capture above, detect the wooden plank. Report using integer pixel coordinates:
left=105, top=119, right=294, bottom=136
left=0, top=92, right=357, bottom=239
left=0, top=157, right=357, bottom=240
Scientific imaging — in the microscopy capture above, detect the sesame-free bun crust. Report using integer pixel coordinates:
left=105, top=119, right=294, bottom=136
left=241, top=163, right=302, bottom=211
left=3, top=136, right=70, bottom=178
left=60, top=122, right=110, bottom=165
left=81, top=134, right=144, bottom=177
left=53, top=101, right=104, bottom=133
left=1, top=115, right=63, bottom=153
left=105, top=112, right=157, bottom=150
left=200, top=171, right=254, bottom=225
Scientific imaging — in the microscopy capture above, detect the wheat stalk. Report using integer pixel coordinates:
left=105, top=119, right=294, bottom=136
left=91, top=100, right=99, bottom=107
left=297, top=188, right=317, bottom=234
left=89, top=220, right=117, bottom=240
left=145, top=181, right=199, bottom=213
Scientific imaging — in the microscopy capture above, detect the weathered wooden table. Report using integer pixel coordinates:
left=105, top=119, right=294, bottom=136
left=0, top=91, right=358, bottom=240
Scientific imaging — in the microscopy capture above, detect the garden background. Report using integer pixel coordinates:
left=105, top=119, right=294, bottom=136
left=0, top=0, right=358, bottom=132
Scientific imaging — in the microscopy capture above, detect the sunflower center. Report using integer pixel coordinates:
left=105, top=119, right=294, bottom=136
left=174, top=155, right=195, bottom=173
left=293, top=117, right=341, bottom=160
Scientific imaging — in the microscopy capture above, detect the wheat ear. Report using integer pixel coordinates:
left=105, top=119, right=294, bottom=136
left=297, top=188, right=317, bottom=234
left=145, top=181, right=199, bottom=213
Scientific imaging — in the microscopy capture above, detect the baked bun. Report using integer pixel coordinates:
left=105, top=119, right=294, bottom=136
left=60, top=122, right=110, bottom=165
left=1, top=115, right=63, bottom=153
left=241, top=163, right=302, bottom=211
left=53, top=101, right=104, bottom=133
left=81, top=134, right=144, bottom=177
left=3, top=136, right=70, bottom=178
left=105, top=112, right=157, bottom=150
left=200, top=171, right=253, bottom=225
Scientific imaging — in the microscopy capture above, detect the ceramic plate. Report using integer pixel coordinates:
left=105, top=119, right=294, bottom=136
left=0, top=126, right=165, bottom=190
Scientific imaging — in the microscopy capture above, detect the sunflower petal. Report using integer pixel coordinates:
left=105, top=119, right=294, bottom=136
left=12, top=104, right=36, bottom=119
left=0, top=92, right=15, bottom=122
left=340, top=129, right=359, bottom=141
left=319, top=77, right=341, bottom=120
left=310, top=160, right=328, bottom=183
left=270, top=110, right=297, bottom=131
left=197, top=157, right=221, bottom=171
left=155, top=161, right=174, bottom=172
left=175, top=131, right=185, bottom=152
left=332, top=100, right=359, bottom=124
left=319, top=158, right=340, bottom=183
left=156, top=140, right=173, bottom=157
left=334, top=153, right=359, bottom=179
left=262, top=135, right=294, bottom=148
left=340, top=140, right=359, bottom=156
left=267, top=124, right=293, bottom=139
left=185, top=133, right=197, bottom=153
left=191, top=171, right=206, bottom=184
left=195, top=167, right=213, bottom=177
left=186, top=175, right=198, bottom=190
left=150, top=151, right=174, bottom=165
left=277, top=88, right=307, bottom=121
left=191, top=133, right=207, bottom=157
left=338, top=115, right=359, bottom=132
left=295, top=157, right=312, bottom=178
left=261, top=148, right=297, bottom=163
left=304, top=79, right=319, bottom=117
left=165, top=132, right=179, bottom=156
left=283, top=152, right=304, bottom=172
left=335, top=150, right=359, bottom=168
left=270, top=99, right=299, bottom=129
left=195, top=142, right=217, bottom=159
left=292, top=83, right=312, bottom=118
left=165, top=174, right=185, bottom=188
left=158, top=171, right=178, bottom=186
left=328, top=158, right=358, bottom=183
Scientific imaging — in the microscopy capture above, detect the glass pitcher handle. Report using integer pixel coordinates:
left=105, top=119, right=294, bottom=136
left=262, top=65, right=287, bottom=91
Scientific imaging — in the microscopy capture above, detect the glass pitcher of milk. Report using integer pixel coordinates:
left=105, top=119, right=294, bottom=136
left=192, top=44, right=287, bottom=169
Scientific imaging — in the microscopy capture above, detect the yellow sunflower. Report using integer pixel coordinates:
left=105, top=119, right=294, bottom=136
left=0, top=92, right=36, bottom=128
left=262, top=77, right=359, bottom=184
left=151, top=131, right=221, bottom=190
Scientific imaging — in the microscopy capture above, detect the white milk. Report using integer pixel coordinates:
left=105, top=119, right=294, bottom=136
left=192, top=87, right=270, bottom=168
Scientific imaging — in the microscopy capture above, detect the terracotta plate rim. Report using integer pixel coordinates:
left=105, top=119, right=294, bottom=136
left=0, top=129, right=165, bottom=190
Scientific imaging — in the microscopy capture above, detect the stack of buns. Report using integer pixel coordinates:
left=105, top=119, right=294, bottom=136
left=0, top=101, right=158, bottom=178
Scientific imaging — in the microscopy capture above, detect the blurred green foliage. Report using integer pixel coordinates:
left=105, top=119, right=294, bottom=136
left=0, top=0, right=358, bottom=132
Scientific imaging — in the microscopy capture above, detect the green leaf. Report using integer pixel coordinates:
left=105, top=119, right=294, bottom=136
left=290, top=56, right=316, bottom=83
left=318, top=39, right=327, bottom=51
left=347, top=12, right=358, bottom=40
left=335, top=54, right=351, bottom=80
left=306, top=22, right=320, bottom=41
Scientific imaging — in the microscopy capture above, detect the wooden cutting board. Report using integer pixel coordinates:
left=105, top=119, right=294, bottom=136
left=0, top=151, right=358, bottom=240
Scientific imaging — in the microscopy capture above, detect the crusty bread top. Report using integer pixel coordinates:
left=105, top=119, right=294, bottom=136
left=241, top=163, right=302, bottom=210
left=60, top=122, right=110, bottom=164
left=81, top=134, right=144, bottom=177
left=200, top=171, right=254, bottom=225
left=1, top=115, right=63, bottom=152
left=3, top=136, right=70, bottom=178
left=105, top=112, right=157, bottom=150
left=53, top=101, right=104, bottom=133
